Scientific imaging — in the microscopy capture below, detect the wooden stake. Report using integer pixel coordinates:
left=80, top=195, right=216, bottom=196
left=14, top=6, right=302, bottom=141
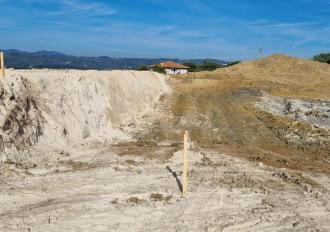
left=182, top=131, right=189, bottom=196
left=0, top=52, right=5, bottom=78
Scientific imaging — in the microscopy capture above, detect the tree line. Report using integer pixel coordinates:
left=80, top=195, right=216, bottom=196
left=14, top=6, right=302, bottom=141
left=313, top=53, right=330, bottom=64
left=182, top=61, right=241, bottom=72
left=139, top=60, right=241, bottom=73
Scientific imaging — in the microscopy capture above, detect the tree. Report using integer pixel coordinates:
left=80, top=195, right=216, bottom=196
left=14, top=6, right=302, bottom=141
left=227, top=61, right=241, bottom=67
left=151, top=65, right=166, bottom=74
left=312, top=53, right=330, bottom=64
left=138, top=65, right=149, bottom=71
left=200, top=61, right=220, bottom=71
left=183, top=62, right=198, bottom=72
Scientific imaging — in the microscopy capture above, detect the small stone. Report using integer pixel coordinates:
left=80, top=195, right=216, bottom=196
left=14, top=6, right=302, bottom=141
left=150, top=193, right=164, bottom=202
left=293, top=221, right=299, bottom=227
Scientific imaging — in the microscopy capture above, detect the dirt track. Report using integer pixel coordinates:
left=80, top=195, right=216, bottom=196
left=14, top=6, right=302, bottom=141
left=134, top=78, right=330, bottom=174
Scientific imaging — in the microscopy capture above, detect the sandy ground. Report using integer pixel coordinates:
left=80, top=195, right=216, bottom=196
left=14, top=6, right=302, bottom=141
left=0, top=145, right=329, bottom=231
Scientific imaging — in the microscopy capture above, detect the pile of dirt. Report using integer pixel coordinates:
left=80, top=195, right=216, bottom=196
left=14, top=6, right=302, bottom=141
left=0, top=70, right=169, bottom=165
left=184, top=54, right=330, bottom=100
left=216, top=54, right=330, bottom=84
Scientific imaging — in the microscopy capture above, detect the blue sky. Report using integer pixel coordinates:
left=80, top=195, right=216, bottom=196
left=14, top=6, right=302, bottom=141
left=0, top=0, right=329, bottom=60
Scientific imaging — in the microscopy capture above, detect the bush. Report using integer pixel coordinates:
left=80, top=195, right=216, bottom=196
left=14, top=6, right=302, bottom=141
left=227, top=61, right=241, bottom=67
left=183, top=62, right=198, bottom=72
left=138, top=65, right=149, bottom=71
left=152, top=65, right=166, bottom=74
left=312, top=53, right=330, bottom=64
left=201, top=61, right=220, bottom=71
left=183, top=61, right=222, bottom=72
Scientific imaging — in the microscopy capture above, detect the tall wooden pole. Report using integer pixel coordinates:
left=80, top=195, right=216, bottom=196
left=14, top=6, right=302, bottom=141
left=259, top=48, right=263, bottom=60
left=182, top=131, right=189, bottom=196
left=0, top=52, right=5, bottom=77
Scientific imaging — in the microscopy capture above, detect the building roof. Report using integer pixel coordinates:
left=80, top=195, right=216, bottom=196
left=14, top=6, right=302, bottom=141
left=151, top=61, right=189, bottom=69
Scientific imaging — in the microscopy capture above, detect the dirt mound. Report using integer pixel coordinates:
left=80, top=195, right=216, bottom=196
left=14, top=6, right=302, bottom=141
left=185, top=54, right=330, bottom=100
left=219, top=54, right=330, bottom=79
left=0, top=70, right=169, bottom=164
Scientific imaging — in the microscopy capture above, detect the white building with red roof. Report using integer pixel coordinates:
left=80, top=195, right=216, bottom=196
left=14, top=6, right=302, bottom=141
left=151, top=61, right=189, bottom=75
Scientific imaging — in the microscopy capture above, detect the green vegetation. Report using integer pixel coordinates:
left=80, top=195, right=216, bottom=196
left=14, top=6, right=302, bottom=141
left=201, top=61, right=221, bottom=71
left=151, top=65, right=166, bottom=74
left=138, top=65, right=149, bottom=70
left=312, top=53, right=330, bottom=64
left=182, top=62, right=198, bottom=72
left=183, top=61, right=224, bottom=72
left=227, top=61, right=241, bottom=66
left=183, top=60, right=241, bottom=72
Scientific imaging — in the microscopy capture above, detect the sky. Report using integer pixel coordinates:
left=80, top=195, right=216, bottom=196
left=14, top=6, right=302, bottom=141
left=0, top=0, right=329, bottom=60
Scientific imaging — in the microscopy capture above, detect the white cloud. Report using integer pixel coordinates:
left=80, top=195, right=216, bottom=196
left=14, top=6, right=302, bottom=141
left=58, top=0, right=116, bottom=16
left=21, top=0, right=116, bottom=16
left=292, top=35, right=315, bottom=48
left=249, top=21, right=319, bottom=29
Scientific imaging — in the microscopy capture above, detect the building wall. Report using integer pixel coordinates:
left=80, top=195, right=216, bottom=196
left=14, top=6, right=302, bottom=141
left=165, top=68, right=188, bottom=75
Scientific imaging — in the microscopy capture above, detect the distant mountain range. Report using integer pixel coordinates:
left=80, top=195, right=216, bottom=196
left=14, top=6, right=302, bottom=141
left=0, top=49, right=229, bottom=70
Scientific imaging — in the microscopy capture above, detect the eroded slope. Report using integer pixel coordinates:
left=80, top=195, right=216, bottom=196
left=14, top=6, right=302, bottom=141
left=0, top=70, right=168, bottom=166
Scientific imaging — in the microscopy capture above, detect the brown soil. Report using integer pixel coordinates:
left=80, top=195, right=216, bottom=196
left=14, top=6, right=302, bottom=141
left=181, top=54, right=330, bottom=100
left=131, top=55, right=330, bottom=174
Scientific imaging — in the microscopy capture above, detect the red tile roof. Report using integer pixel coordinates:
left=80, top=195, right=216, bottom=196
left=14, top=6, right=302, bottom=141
left=152, top=61, right=189, bottom=69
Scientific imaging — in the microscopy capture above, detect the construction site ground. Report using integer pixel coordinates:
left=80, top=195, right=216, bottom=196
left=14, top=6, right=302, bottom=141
left=1, top=55, right=330, bottom=231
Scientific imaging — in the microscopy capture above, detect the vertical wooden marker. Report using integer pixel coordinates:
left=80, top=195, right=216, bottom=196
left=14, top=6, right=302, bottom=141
left=182, top=130, right=189, bottom=196
left=0, top=52, right=5, bottom=78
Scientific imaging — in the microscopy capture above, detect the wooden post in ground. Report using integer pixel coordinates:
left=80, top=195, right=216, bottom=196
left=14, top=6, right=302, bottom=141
left=0, top=52, right=5, bottom=77
left=182, top=131, right=189, bottom=196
